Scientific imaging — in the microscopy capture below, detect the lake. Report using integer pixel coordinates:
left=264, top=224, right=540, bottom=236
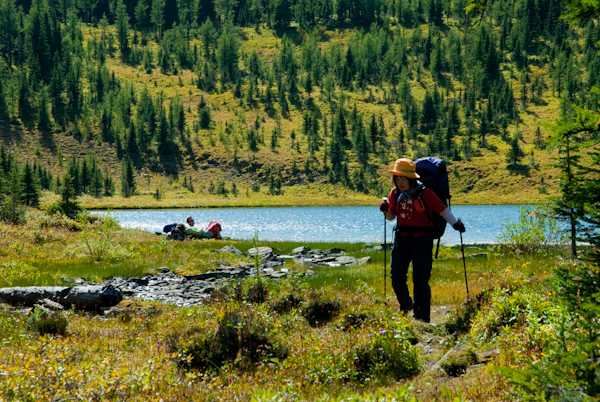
left=94, top=205, right=528, bottom=245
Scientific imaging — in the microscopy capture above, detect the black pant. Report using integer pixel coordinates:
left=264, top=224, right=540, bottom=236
left=390, top=232, right=433, bottom=322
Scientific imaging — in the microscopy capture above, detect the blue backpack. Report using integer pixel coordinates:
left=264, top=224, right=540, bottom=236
left=415, top=157, right=451, bottom=239
left=163, top=223, right=177, bottom=233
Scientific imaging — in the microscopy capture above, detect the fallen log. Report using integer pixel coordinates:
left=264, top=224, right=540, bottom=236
left=0, top=285, right=123, bottom=310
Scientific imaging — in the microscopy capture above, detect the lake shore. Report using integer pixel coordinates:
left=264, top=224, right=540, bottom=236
left=40, top=186, right=552, bottom=211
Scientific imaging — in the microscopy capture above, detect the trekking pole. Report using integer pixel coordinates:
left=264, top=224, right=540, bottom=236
left=436, top=197, right=451, bottom=259
left=382, top=197, right=388, bottom=305
left=458, top=218, right=469, bottom=300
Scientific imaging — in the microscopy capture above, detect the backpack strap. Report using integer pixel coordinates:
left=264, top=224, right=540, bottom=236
left=415, top=185, right=435, bottom=226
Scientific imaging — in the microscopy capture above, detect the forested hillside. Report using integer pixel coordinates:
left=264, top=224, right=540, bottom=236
left=0, top=0, right=597, bottom=208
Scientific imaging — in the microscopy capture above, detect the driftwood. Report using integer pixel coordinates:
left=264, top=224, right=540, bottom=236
left=0, top=285, right=123, bottom=310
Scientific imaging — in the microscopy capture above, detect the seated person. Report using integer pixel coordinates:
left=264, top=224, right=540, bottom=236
left=185, top=217, right=222, bottom=239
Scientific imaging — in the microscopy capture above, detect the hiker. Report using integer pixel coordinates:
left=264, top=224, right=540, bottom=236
left=185, top=217, right=222, bottom=239
left=379, top=158, right=466, bottom=323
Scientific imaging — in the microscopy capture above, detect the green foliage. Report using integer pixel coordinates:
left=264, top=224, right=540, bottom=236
left=1, top=164, right=26, bottom=224
left=173, top=308, right=288, bottom=373
left=444, top=290, right=491, bottom=334
left=497, top=205, right=565, bottom=255
left=78, top=213, right=123, bottom=261
left=48, top=173, right=84, bottom=218
left=498, top=262, right=600, bottom=400
left=27, top=307, right=68, bottom=337
left=353, top=324, right=420, bottom=381
left=301, top=293, right=342, bottom=327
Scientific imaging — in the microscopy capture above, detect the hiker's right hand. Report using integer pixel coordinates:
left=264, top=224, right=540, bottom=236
left=453, top=221, right=466, bottom=233
left=379, top=201, right=389, bottom=212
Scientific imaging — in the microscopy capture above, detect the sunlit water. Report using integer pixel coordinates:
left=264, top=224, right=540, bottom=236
left=93, top=205, right=527, bottom=245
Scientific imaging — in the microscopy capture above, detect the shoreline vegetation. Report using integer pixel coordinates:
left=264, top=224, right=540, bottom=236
left=39, top=186, right=551, bottom=211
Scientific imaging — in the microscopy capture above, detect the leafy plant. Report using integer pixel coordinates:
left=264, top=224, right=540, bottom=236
left=78, top=212, right=123, bottom=261
left=27, top=307, right=68, bottom=336
left=175, top=309, right=287, bottom=373
left=498, top=263, right=600, bottom=400
left=302, top=293, right=343, bottom=327
left=353, top=327, right=420, bottom=381
left=497, top=205, right=566, bottom=254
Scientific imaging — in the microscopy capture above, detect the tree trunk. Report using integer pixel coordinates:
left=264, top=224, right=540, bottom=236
left=0, top=285, right=123, bottom=310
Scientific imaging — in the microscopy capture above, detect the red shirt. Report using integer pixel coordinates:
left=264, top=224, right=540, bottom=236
left=388, top=187, right=447, bottom=237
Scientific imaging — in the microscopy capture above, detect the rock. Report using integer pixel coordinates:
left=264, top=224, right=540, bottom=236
left=292, top=246, right=309, bottom=255
left=326, top=247, right=345, bottom=254
left=157, top=267, right=170, bottom=273
left=269, top=271, right=287, bottom=279
left=218, top=246, right=242, bottom=255
left=372, top=245, right=383, bottom=251
left=73, top=277, right=86, bottom=285
left=35, top=298, right=64, bottom=311
left=311, top=256, right=337, bottom=263
left=334, top=256, right=356, bottom=265
left=351, top=256, right=372, bottom=267
left=469, top=253, right=488, bottom=259
left=247, top=247, right=273, bottom=258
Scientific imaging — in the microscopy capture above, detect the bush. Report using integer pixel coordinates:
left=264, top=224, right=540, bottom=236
left=245, top=280, right=269, bottom=304
left=27, top=211, right=83, bottom=231
left=354, top=328, right=420, bottom=381
left=498, top=262, right=600, bottom=400
left=341, top=310, right=371, bottom=331
left=302, top=294, right=343, bottom=327
left=176, top=309, right=288, bottom=373
left=496, top=204, right=565, bottom=255
left=271, top=292, right=304, bottom=315
left=445, top=290, right=492, bottom=334
left=27, top=307, right=68, bottom=336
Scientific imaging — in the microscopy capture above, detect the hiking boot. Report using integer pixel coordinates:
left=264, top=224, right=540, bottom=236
left=400, top=301, right=413, bottom=317
left=414, top=314, right=430, bottom=323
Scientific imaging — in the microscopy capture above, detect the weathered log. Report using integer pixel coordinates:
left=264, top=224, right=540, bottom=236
left=0, top=285, right=123, bottom=310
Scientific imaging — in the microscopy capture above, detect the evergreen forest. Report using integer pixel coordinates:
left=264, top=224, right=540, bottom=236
left=0, top=0, right=598, bottom=207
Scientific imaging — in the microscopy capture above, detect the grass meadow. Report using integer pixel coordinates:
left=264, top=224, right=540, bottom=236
left=0, top=211, right=577, bottom=401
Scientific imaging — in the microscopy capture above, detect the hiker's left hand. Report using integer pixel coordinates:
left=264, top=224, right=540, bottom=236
left=453, top=221, right=466, bottom=233
left=379, top=201, right=389, bottom=212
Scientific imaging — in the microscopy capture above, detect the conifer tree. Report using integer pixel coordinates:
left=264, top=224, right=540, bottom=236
left=52, top=172, right=82, bottom=217
left=21, top=162, right=40, bottom=207
left=1, top=164, right=25, bottom=223
left=115, top=0, right=130, bottom=58
left=121, top=157, right=136, bottom=197
left=506, top=133, right=524, bottom=166
left=197, top=0, right=217, bottom=23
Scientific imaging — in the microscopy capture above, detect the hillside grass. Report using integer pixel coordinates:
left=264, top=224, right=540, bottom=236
left=3, top=22, right=568, bottom=210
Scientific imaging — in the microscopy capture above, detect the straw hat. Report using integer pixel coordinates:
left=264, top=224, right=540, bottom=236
left=389, top=158, right=420, bottom=179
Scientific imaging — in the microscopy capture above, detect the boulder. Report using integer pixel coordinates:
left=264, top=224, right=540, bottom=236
left=292, top=246, right=309, bottom=255
left=247, top=246, right=273, bottom=258
left=218, top=246, right=243, bottom=255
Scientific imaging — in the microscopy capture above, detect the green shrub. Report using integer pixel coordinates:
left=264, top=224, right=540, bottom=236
left=445, top=290, right=492, bottom=334
left=439, top=347, right=478, bottom=377
left=27, top=307, right=68, bottom=336
left=27, top=211, right=83, bottom=231
left=271, top=292, right=304, bottom=314
left=177, top=309, right=288, bottom=373
left=353, top=328, right=420, bottom=381
left=496, top=204, right=565, bottom=255
left=498, top=263, right=600, bottom=400
left=245, top=280, right=269, bottom=304
left=341, top=310, right=371, bottom=331
left=302, top=294, right=343, bottom=327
